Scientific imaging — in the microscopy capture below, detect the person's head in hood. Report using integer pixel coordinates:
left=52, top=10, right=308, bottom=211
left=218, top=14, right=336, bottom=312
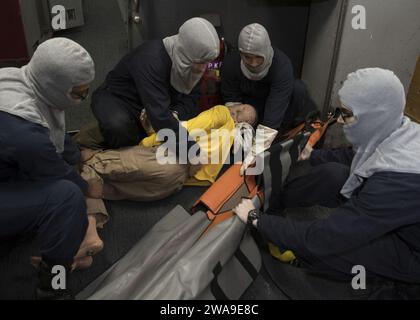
left=163, top=17, right=220, bottom=95
left=238, top=23, right=274, bottom=81
left=337, top=68, right=420, bottom=198
left=0, top=38, right=95, bottom=154
left=338, top=68, right=405, bottom=150
left=25, top=37, right=95, bottom=109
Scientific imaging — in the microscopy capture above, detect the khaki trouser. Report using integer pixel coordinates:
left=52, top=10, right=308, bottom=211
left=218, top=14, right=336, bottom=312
left=81, top=145, right=189, bottom=227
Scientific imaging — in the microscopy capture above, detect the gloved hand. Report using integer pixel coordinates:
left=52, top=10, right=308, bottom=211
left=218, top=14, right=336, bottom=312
left=240, top=124, right=278, bottom=175
left=233, top=199, right=256, bottom=225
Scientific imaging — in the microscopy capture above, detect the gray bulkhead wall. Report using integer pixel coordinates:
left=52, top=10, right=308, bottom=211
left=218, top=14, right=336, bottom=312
left=301, top=0, right=345, bottom=112
left=331, top=0, right=420, bottom=108
left=302, top=0, right=420, bottom=113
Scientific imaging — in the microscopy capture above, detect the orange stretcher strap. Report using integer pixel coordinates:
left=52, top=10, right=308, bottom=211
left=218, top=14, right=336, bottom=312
left=192, top=164, right=257, bottom=219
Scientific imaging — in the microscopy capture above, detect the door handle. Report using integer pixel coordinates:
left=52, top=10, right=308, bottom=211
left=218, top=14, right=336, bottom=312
left=131, top=0, right=141, bottom=24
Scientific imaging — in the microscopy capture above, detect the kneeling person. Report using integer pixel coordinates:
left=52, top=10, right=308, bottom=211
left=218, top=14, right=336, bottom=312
left=234, top=68, right=420, bottom=284
left=0, top=38, right=100, bottom=299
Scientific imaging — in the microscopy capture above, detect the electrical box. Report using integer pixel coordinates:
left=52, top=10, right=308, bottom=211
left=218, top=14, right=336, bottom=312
left=406, top=56, right=420, bottom=124
left=49, top=0, right=85, bottom=29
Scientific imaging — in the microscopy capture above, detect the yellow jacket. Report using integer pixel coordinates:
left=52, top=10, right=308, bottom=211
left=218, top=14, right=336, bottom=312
left=141, top=106, right=235, bottom=186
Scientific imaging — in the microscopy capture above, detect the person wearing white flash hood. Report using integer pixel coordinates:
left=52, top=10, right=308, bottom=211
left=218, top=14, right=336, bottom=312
left=221, top=23, right=316, bottom=132
left=90, top=17, right=220, bottom=152
left=234, top=68, right=420, bottom=284
left=0, top=38, right=101, bottom=299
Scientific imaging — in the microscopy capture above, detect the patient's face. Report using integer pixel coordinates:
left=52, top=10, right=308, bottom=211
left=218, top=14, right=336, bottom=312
left=229, top=104, right=257, bottom=126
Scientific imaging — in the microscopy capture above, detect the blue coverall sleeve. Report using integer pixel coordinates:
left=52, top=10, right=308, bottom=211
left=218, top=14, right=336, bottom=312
left=130, top=55, right=197, bottom=153
left=261, top=61, right=294, bottom=129
left=310, top=147, right=355, bottom=167
left=15, top=124, right=87, bottom=193
left=62, top=133, right=81, bottom=166
left=257, top=172, right=420, bottom=260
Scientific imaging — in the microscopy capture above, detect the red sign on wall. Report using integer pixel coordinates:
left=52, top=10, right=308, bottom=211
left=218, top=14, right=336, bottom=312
left=0, top=0, right=29, bottom=65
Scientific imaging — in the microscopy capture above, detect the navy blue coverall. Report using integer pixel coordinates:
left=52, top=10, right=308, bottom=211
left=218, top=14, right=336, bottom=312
left=259, top=147, right=420, bottom=284
left=221, top=48, right=316, bottom=132
left=0, top=112, right=88, bottom=267
left=91, top=40, right=200, bottom=149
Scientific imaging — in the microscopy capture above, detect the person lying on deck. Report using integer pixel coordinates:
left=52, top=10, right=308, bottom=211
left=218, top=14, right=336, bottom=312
left=77, top=103, right=258, bottom=234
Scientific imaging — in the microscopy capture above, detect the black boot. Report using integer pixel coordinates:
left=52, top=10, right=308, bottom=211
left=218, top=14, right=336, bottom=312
left=35, top=261, right=74, bottom=300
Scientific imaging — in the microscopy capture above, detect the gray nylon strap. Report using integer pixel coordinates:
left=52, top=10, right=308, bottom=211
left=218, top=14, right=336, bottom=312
left=262, top=139, right=294, bottom=211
